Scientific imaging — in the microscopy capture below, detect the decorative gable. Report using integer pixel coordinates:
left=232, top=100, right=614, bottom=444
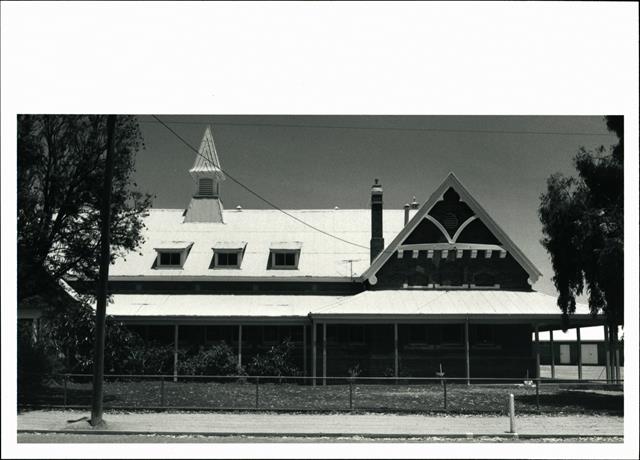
left=361, top=173, right=541, bottom=289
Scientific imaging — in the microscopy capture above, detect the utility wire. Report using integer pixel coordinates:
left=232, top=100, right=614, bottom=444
left=152, top=115, right=371, bottom=250
left=140, top=117, right=613, bottom=137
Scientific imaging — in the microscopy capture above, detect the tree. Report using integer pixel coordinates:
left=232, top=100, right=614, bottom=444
left=17, top=115, right=153, bottom=304
left=538, top=116, right=623, bottom=331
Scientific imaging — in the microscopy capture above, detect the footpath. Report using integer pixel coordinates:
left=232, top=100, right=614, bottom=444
left=17, top=410, right=623, bottom=439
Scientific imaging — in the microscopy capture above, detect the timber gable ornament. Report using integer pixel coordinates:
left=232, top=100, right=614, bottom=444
left=360, top=172, right=542, bottom=287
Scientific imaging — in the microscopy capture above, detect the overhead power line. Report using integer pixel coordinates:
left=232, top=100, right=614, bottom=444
left=140, top=118, right=613, bottom=137
left=151, top=115, right=371, bottom=250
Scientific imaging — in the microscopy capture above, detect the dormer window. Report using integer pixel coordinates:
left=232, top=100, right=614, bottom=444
left=154, top=241, right=193, bottom=269
left=160, top=252, right=181, bottom=266
left=211, top=242, right=247, bottom=269
left=275, top=252, right=296, bottom=266
left=269, top=242, right=302, bottom=270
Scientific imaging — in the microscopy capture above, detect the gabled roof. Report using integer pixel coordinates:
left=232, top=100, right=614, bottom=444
left=359, top=172, right=542, bottom=285
left=109, top=208, right=405, bottom=280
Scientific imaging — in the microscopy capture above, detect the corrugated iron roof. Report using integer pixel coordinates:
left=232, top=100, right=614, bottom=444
left=107, top=294, right=344, bottom=318
left=110, top=208, right=405, bottom=279
left=310, top=289, right=593, bottom=318
left=105, top=290, right=594, bottom=322
left=213, top=241, right=248, bottom=250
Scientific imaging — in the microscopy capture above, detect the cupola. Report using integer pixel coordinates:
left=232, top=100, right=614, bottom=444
left=183, top=126, right=226, bottom=223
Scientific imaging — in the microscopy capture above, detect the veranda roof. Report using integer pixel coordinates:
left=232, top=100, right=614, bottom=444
left=106, top=290, right=603, bottom=328
left=106, top=294, right=343, bottom=323
left=310, top=290, right=602, bottom=328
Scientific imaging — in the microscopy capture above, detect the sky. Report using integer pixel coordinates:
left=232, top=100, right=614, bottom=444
left=133, top=115, right=617, bottom=304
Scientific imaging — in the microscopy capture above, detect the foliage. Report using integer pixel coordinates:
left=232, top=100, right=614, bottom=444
left=178, top=342, right=243, bottom=376
left=37, top=301, right=143, bottom=374
left=17, top=115, right=153, bottom=303
left=126, top=342, right=175, bottom=375
left=17, top=324, right=63, bottom=398
left=538, top=116, right=623, bottom=329
left=247, top=338, right=301, bottom=377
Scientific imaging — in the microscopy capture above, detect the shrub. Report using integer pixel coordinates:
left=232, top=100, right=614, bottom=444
left=178, top=342, right=242, bottom=376
left=247, top=338, right=301, bottom=377
left=36, top=301, right=144, bottom=375
left=17, top=328, right=62, bottom=400
left=126, top=342, right=175, bottom=375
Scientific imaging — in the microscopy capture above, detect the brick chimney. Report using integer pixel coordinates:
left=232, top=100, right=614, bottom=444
left=370, top=178, right=384, bottom=262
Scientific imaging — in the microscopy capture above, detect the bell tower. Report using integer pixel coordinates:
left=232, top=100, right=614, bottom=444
left=183, top=126, right=226, bottom=223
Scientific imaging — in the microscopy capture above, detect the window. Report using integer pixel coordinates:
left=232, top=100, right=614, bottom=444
left=408, top=325, right=428, bottom=343
left=214, top=251, right=240, bottom=268
left=474, top=272, right=496, bottom=287
left=475, top=325, right=494, bottom=345
left=439, top=264, right=464, bottom=286
left=270, top=251, right=299, bottom=269
left=349, top=326, right=365, bottom=344
left=327, top=325, right=364, bottom=345
left=275, top=252, right=296, bottom=266
left=269, top=242, right=302, bottom=270
left=154, top=242, right=193, bottom=269
left=442, top=324, right=463, bottom=345
left=211, top=242, right=246, bottom=269
left=263, top=326, right=278, bottom=343
left=159, top=252, right=181, bottom=266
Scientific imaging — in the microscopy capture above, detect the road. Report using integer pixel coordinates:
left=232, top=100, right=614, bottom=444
left=17, top=432, right=623, bottom=443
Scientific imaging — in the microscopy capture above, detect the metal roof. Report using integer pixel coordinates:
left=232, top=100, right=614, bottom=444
left=153, top=241, right=194, bottom=251
left=105, top=290, right=598, bottom=326
left=188, top=126, right=225, bottom=180
left=110, top=208, right=405, bottom=280
left=309, top=289, right=593, bottom=320
left=107, top=294, right=344, bottom=319
left=213, top=241, right=248, bottom=250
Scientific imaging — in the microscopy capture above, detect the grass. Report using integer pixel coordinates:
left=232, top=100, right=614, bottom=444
left=19, top=378, right=623, bottom=415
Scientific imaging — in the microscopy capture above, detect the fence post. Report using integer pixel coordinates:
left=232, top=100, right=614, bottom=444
left=349, top=381, right=353, bottom=410
left=255, top=377, right=259, bottom=409
left=508, top=393, right=516, bottom=433
left=443, top=379, right=447, bottom=411
left=535, top=379, right=540, bottom=410
left=160, top=377, right=165, bottom=407
left=63, top=374, right=68, bottom=407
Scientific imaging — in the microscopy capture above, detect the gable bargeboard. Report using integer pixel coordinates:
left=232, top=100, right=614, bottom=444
left=362, top=173, right=540, bottom=290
